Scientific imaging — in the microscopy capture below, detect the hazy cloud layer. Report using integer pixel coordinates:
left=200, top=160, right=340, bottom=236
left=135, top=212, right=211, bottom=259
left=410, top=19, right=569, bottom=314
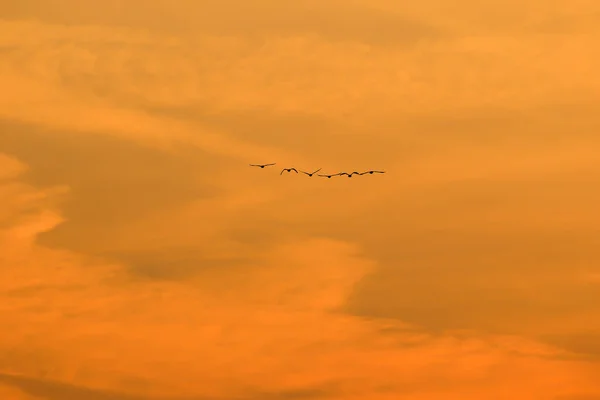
left=1, top=161, right=599, bottom=398
left=1, top=0, right=600, bottom=398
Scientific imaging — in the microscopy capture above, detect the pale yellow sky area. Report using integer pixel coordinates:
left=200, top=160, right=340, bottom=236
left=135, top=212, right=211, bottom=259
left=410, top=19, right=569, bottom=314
left=1, top=0, right=600, bottom=399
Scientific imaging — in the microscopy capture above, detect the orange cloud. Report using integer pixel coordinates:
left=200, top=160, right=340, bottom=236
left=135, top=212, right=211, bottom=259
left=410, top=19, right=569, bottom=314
left=1, top=17, right=599, bottom=125
left=2, top=1, right=600, bottom=398
left=0, top=383, right=41, bottom=400
left=1, top=153, right=599, bottom=399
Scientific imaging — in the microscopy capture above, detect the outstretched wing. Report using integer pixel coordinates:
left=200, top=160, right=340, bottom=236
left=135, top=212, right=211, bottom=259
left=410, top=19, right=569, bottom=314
left=311, top=168, right=322, bottom=174
left=290, top=168, right=298, bottom=173
left=250, top=163, right=275, bottom=167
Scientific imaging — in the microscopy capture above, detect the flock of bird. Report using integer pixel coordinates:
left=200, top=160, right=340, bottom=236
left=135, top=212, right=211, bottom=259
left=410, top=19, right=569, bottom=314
left=249, top=163, right=385, bottom=178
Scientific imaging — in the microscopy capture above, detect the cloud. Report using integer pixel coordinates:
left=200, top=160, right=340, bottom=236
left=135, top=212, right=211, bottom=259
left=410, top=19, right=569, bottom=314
left=0, top=0, right=439, bottom=46
left=2, top=22, right=600, bottom=378
left=2, top=0, right=599, bottom=43
left=0, top=372, right=335, bottom=400
left=1, top=17, right=598, bottom=130
left=557, top=396, right=600, bottom=400
left=0, top=153, right=28, bottom=180
left=1, top=153, right=600, bottom=399
left=2, top=3, right=600, bottom=398
left=0, top=381, right=42, bottom=400
left=365, top=0, right=600, bottom=36
left=0, top=373, right=152, bottom=400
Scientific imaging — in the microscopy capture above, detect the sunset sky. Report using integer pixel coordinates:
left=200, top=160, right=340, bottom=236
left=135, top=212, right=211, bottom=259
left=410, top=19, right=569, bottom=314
left=1, top=1, right=600, bottom=399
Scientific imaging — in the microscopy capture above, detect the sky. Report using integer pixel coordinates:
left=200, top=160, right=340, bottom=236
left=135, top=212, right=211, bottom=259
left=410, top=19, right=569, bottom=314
left=1, top=1, right=600, bottom=399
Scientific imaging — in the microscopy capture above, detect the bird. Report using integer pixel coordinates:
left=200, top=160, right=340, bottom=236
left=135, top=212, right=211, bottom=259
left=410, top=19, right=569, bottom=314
left=250, top=163, right=276, bottom=168
left=317, top=173, right=342, bottom=179
left=280, top=167, right=298, bottom=175
left=359, top=170, right=385, bottom=175
left=339, top=171, right=361, bottom=177
left=299, top=168, right=322, bottom=177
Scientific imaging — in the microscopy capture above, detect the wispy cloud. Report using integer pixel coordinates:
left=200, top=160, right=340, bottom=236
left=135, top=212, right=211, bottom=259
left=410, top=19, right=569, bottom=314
left=1, top=0, right=600, bottom=398
left=1, top=153, right=599, bottom=399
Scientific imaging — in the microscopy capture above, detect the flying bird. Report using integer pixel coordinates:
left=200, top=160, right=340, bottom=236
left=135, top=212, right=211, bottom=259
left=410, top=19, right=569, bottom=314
left=317, top=173, right=342, bottom=179
left=359, top=170, right=386, bottom=175
left=250, top=163, right=276, bottom=168
left=280, top=167, right=298, bottom=175
left=339, top=171, right=362, bottom=177
left=299, top=168, right=322, bottom=177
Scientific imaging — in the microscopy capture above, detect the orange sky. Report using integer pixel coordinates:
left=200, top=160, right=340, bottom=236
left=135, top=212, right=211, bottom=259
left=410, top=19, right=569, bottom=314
left=1, top=1, right=600, bottom=399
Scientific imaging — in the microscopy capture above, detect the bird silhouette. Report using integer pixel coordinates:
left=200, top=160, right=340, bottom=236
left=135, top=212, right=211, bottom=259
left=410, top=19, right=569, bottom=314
left=359, top=170, right=385, bottom=175
left=299, top=168, right=322, bottom=177
left=250, top=163, right=276, bottom=168
left=317, top=173, right=342, bottom=179
left=339, top=171, right=361, bottom=177
left=280, top=167, right=298, bottom=175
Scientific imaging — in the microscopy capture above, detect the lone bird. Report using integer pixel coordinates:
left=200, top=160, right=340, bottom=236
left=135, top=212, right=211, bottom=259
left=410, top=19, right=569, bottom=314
left=359, top=170, right=386, bottom=175
left=299, top=168, right=322, bottom=177
left=339, top=171, right=361, bottom=178
left=280, top=167, right=298, bottom=175
left=250, top=163, right=276, bottom=168
left=318, top=173, right=342, bottom=179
